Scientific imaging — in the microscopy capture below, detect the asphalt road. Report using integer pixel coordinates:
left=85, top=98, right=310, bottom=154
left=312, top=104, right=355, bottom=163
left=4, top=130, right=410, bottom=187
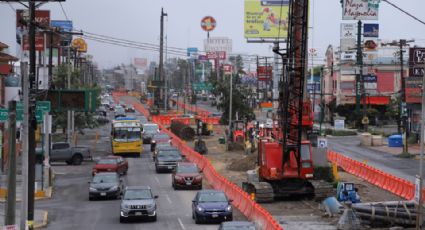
left=35, top=110, right=245, bottom=230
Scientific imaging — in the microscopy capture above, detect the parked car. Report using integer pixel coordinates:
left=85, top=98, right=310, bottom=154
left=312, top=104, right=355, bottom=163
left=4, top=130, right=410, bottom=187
left=142, top=123, right=160, bottom=144
left=155, top=149, right=183, bottom=173
left=89, top=172, right=123, bottom=200
left=152, top=144, right=175, bottom=160
left=92, top=156, right=128, bottom=176
left=172, top=162, right=202, bottom=190
left=120, top=186, right=158, bottom=222
left=150, top=133, right=170, bottom=152
left=50, top=142, right=91, bottom=165
left=192, top=190, right=233, bottom=224
left=218, top=221, right=256, bottom=230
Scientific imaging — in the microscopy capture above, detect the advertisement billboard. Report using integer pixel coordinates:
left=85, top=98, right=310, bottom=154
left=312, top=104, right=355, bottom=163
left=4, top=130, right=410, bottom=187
left=405, top=76, right=422, bottom=103
left=223, top=64, right=233, bottom=75
left=51, top=20, right=73, bottom=43
left=201, top=16, right=216, bottom=32
left=342, top=0, right=379, bottom=20
left=204, top=37, right=232, bottom=53
left=206, top=51, right=226, bottom=60
left=22, top=33, right=44, bottom=51
left=340, top=23, right=356, bottom=52
left=16, top=9, right=50, bottom=44
left=134, top=58, right=147, bottom=69
left=363, top=23, right=379, bottom=37
left=409, top=47, right=425, bottom=77
left=244, top=0, right=289, bottom=39
left=257, top=65, right=272, bottom=81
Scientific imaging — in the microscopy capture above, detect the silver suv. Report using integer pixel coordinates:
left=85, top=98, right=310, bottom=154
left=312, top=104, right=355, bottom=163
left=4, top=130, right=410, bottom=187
left=120, top=186, right=158, bottom=222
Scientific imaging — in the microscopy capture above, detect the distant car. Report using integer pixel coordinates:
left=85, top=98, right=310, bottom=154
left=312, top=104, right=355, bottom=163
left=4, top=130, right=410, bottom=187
left=92, top=156, right=128, bottom=176
left=152, top=144, right=175, bottom=160
left=155, top=149, right=183, bottom=173
left=172, top=162, right=202, bottom=190
left=114, top=106, right=126, bottom=118
left=150, top=133, right=170, bottom=152
left=125, top=105, right=135, bottom=113
left=172, top=93, right=178, bottom=98
left=192, top=190, right=233, bottom=224
left=120, top=186, right=158, bottom=222
left=179, top=114, right=195, bottom=118
left=218, top=221, right=256, bottom=230
left=265, top=119, right=273, bottom=129
left=142, top=123, right=160, bottom=144
left=50, top=142, right=91, bottom=165
left=89, top=172, right=123, bottom=200
left=208, top=113, right=222, bottom=118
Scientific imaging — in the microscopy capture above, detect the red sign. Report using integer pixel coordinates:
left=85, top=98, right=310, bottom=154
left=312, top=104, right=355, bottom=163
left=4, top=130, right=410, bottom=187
left=257, top=66, right=273, bottom=81
left=22, top=34, right=45, bottom=51
left=206, top=51, right=226, bottom=60
left=200, top=16, right=216, bottom=32
left=223, top=64, right=233, bottom=75
left=405, top=76, right=422, bottom=103
left=0, top=64, right=12, bottom=75
left=16, top=10, right=50, bottom=28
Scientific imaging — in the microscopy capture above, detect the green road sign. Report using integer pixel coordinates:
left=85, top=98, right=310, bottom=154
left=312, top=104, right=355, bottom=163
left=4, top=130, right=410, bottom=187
left=0, top=109, right=8, bottom=122
left=192, top=83, right=213, bottom=91
left=16, top=101, right=51, bottom=123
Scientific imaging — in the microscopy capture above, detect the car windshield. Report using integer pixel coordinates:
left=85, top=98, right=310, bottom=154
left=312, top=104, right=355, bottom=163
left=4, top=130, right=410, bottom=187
left=154, top=134, right=169, bottom=140
left=92, top=174, right=117, bottom=183
left=177, top=165, right=198, bottom=173
left=157, top=151, right=180, bottom=158
left=198, top=192, right=227, bottom=202
left=124, top=189, right=152, bottom=200
left=144, top=125, right=159, bottom=132
left=115, top=108, right=125, bottom=114
left=222, top=226, right=256, bottom=230
left=97, top=159, right=117, bottom=165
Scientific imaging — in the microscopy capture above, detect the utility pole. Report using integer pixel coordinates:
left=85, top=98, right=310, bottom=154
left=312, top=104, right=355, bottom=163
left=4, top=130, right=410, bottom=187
left=159, top=8, right=167, bottom=111
left=20, top=62, right=29, bottom=230
left=48, top=30, right=54, bottom=87
left=355, top=20, right=363, bottom=116
left=28, top=2, right=38, bottom=229
left=5, top=101, right=17, bottom=226
left=399, top=39, right=408, bottom=154
left=226, top=73, right=233, bottom=151
left=67, top=46, right=72, bottom=143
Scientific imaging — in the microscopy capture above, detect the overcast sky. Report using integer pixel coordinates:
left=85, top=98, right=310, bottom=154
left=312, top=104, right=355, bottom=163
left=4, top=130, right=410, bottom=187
left=1, top=0, right=424, bottom=68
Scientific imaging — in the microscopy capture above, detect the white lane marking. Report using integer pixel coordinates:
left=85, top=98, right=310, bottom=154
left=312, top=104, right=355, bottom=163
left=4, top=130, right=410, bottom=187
left=154, top=176, right=160, bottom=185
left=165, top=194, right=172, bottom=204
left=178, top=217, right=186, bottom=230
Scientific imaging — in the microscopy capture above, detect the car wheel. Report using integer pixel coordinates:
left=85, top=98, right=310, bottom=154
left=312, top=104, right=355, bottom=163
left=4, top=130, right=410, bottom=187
left=119, top=216, right=125, bottom=223
left=89, top=197, right=93, bottom=201
left=71, top=154, right=83, bottom=165
left=151, top=215, right=157, bottom=222
left=194, top=213, right=202, bottom=224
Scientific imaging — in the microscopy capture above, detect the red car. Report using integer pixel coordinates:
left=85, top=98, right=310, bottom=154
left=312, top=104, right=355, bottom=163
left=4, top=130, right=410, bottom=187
left=92, top=156, right=128, bottom=176
left=172, top=162, right=202, bottom=190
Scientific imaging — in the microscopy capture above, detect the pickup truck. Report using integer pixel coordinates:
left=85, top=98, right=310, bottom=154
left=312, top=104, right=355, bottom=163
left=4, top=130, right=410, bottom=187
left=50, top=142, right=92, bottom=165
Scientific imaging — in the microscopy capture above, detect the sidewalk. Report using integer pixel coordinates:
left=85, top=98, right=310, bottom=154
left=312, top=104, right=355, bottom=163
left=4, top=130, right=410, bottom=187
left=367, top=140, right=421, bottom=155
left=0, top=205, right=48, bottom=229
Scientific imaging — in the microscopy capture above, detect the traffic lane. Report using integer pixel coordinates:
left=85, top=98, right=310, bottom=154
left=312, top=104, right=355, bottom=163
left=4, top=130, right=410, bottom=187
left=124, top=145, right=244, bottom=230
left=328, top=136, right=420, bottom=182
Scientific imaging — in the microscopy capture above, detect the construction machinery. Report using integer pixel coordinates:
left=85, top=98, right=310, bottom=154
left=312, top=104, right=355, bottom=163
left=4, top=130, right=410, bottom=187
left=242, top=0, right=330, bottom=202
left=227, top=120, right=246, bottom=151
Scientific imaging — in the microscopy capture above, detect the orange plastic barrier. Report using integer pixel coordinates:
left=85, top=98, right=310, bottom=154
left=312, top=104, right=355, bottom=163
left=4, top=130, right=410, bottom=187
left=119, top=95, right=282, bottom=230
left=327, top=150, right=416, bottom=201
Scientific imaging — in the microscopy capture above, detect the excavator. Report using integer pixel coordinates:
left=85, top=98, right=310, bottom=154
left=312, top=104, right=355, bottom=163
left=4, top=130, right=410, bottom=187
left=242, top=0, right=331, bottom=202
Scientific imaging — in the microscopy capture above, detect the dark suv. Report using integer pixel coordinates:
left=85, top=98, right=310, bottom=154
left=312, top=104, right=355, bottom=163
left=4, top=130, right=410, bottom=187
left=155, top=149, right=183, bottom=173
left=120, top=186, right=158, bottom=222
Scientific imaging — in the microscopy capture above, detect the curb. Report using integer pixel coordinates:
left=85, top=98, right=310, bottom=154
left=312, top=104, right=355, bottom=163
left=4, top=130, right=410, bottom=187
left=34, top=210, right=48, bottom=229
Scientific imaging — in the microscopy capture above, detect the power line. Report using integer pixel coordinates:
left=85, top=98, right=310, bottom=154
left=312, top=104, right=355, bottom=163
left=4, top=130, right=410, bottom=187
left=59, top=2, right=70, bottom=21
left=383, top=0, right=425, bottom=26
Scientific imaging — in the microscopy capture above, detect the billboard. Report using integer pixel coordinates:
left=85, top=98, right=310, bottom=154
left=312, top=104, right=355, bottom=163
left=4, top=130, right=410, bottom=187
left=16, top=10, right=50, bottom=45
left=201, top=16, right=216, bottom=32
left=405, top=76, right=422, bottom=103
left=204, top=37, right=232, bottom=53
left=342, top=0, right=379, bottom=20
left=340, top=23, right=356, bottom=52
left=257, top=65, right=272, bottom=81
left=22, top=33, right=44, bottom=51
left=51, top=20, right=73, bottom=43
left=244, top=0, right=289, bottom=39
left=409, top=47, right=425, bottom=77
left=134, top=58, right=147, bottom=69
left=206, top=51, right=226, bottom=60
left=363, top=23, right=379, bottom=37
left=223, top=64, right=233, bottom=75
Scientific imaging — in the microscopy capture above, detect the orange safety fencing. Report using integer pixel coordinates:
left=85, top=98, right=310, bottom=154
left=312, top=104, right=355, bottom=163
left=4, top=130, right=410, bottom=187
left=151, top=115, right=220, bottom=126
left=121, top=96, right=282, bottom=230
left=171, top=99, right=211, bottom=117
left=327, top=150, right=417, bottom=201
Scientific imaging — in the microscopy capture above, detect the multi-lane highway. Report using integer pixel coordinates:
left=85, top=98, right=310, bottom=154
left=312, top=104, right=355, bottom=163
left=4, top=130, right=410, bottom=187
left=35, top=110, right=245, bottom=230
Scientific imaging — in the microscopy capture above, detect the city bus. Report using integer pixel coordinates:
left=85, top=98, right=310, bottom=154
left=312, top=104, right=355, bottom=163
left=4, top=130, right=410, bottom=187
left=111, top=117, right=143, bottom=156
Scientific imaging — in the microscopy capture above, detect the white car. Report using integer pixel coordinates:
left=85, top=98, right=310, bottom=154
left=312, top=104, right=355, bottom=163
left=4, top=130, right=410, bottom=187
left=265, top=119, right=273, bottom=128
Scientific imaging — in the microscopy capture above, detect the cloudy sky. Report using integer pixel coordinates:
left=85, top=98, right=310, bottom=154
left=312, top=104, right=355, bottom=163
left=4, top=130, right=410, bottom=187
left=0, top=0, right=424, bottom=68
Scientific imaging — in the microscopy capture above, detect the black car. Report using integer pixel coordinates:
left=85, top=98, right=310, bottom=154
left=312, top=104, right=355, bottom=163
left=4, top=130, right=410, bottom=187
left=150, top=133, right=170, bottom=152
left=155, top=149, right=183, bottom=173
left=152, top=145, right=176, bottom=160
left=218, top=221, right=256, bottom=230
left=89, top=172, right=123, bottom=200
left=120, top=186, right=158, bottom=222
left=142, top=124, right=160, bottom=144
left=192, top=190, right=233, bottom=224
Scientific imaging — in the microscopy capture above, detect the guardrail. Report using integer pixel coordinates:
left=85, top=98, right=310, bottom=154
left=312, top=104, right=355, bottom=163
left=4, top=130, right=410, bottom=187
left=116, top=94, right=282, bottom=230
left=327, top=150, right=420, bottom=201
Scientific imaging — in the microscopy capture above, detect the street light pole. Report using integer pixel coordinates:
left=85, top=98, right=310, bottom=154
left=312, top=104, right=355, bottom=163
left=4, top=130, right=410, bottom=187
left=227, top=73, right=233, bottom=151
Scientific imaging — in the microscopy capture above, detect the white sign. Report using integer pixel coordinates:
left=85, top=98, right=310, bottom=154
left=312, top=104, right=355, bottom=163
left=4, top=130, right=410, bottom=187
left=334, top=119, right=345, bottom=130
left=318, top=137, right=328, bottom=148
left=203, top=37, right=232, bottom=54
left=415, top=175, right=421, bottom=203
left=3, top=225, right=18, bottom=230
left=341, top=23, right=356, bottom=39
left=340, top=52, right=356, bottom=61
left=342, top=0, right=379, bottom=20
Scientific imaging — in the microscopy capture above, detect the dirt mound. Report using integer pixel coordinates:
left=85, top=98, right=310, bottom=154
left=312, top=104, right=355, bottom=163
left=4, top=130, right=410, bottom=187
left=227, top=153, right=257, bottom=171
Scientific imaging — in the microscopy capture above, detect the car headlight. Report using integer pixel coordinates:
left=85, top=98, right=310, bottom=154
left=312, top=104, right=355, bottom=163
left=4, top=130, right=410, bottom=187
left=151, top=140, right=156, bottom=144
left=110, top=186, right=118, bottom=191
left=89, top=187, right=97, bottom=192
left=226, top=205, right=232, bottom=212
left=197, top=206, right=203, bottom=212
left=195, top=175, right=202, bottom=180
